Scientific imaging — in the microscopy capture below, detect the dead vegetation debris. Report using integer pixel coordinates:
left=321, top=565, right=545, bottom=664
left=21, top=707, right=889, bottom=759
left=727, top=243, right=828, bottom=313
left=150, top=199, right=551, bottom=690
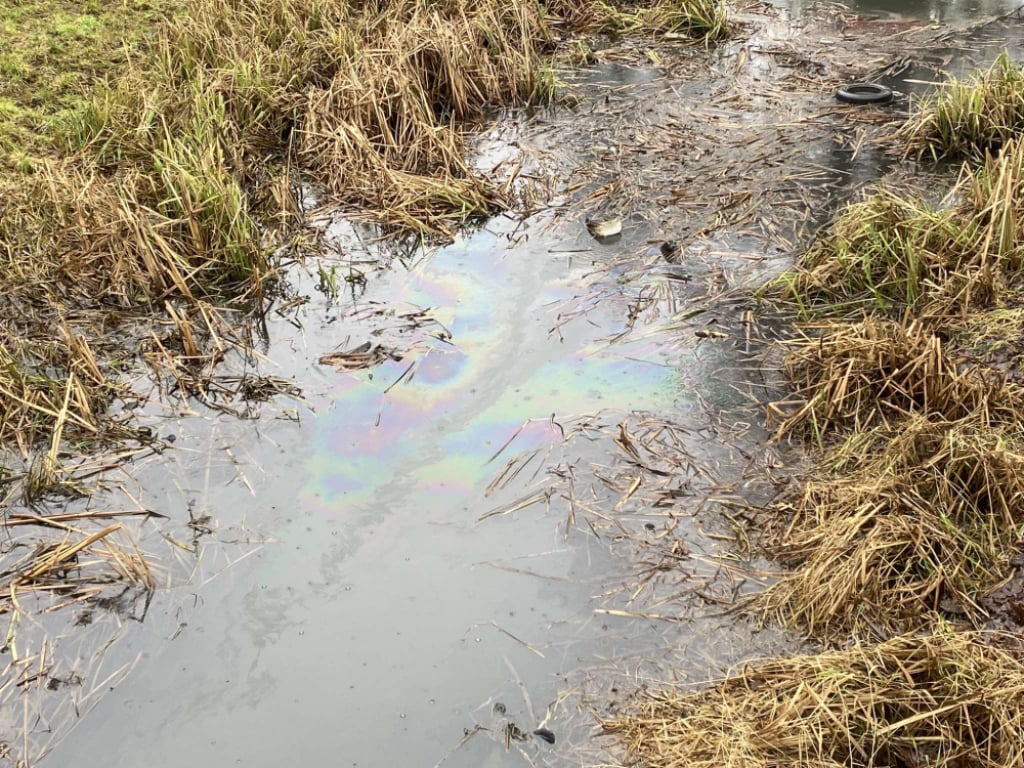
left=605, top=628, right=1024, bottom=768
left=770, top=317, right=1024, bottom=441
left=760, top=413, right=1024, bottom=637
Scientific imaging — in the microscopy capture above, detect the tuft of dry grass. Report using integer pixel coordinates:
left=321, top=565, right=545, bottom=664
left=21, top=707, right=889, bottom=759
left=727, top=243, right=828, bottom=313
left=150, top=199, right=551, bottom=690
left=759, top=414, right=1024, bottom=637
left=298, top=0, right=557, bottom=231
left=900, top=52, right=1024, bottom=161
left=545, top=0, right=729, bottom=38
left=605, top=628, right=1024, bottom=768
left=770, top=317, right=1022, bottom=441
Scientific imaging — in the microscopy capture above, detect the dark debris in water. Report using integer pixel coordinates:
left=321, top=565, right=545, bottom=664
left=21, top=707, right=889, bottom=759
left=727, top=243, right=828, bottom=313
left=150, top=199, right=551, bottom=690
left=533, top=727, right=556, bottom=744
left=318, top=341, right=404, bottom=371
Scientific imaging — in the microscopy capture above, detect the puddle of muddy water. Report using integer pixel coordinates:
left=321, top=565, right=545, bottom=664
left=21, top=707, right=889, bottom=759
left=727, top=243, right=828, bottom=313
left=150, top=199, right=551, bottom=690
left=41, top=209, right=784, bottom=768
left=779, top=0, right=1021, bottom=22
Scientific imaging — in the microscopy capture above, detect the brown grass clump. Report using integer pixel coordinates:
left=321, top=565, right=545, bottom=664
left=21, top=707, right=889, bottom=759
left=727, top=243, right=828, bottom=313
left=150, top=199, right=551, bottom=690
left=0, top=523, right=154, bottom=619
left=545, top=0, right=729, bottom=37
left=772, top=317, right=1022, bottom=441
left=298, top=0, right=557, bottom=231
left=759, top=414, right=1024, bottom=637
left=605, top=628, right=1024, bottom=768
left=0, top=163, right=262, bottom=307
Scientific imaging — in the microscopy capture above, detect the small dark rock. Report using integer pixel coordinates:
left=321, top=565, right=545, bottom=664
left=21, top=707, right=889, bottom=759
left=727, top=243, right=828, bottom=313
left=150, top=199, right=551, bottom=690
left=533, top=728, right=556, bottom=744
left=660, top=240, right=682, bottom=263
left=492, top=701, right=506, bottom=715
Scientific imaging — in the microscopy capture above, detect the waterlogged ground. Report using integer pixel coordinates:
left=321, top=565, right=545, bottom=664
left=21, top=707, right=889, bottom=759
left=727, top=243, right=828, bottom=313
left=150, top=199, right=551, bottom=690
left=24, top=3, right=1024, bottom=768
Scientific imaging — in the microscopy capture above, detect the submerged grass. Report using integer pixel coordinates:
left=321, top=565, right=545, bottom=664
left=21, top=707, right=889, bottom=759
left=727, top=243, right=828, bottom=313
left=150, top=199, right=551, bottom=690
left=606, top=628, right=1024, bottom=768
left=901, top=52, right=1024, bottom=160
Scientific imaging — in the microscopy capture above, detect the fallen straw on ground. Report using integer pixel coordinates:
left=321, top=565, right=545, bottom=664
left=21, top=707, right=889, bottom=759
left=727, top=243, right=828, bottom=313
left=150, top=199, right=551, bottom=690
left=605, top=628, right=1024, bottom=768
left=759, top=413, right=1024, bottom=637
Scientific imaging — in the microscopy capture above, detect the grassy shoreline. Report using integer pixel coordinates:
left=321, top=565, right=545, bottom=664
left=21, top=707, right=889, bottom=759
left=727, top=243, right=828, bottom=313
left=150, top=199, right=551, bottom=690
left=607, top=49, right=1024, bottom=768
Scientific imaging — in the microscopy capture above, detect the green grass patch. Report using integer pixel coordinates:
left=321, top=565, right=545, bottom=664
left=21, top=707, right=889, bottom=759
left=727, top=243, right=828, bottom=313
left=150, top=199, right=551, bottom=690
left=0, top=0, right=184, bottom=169
left=900, top=51, right=1024, bottom=161
left=768, top=136, right=1024, bottom=321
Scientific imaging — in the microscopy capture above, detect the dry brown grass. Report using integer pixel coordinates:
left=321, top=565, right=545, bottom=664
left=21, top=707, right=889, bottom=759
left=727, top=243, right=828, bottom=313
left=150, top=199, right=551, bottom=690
left=770, top=317, right=1022, bottom=441
left=759, top=414, right=1024, bottom=637
left=545, top=0, right=729, bottom=37
left=605, top=628, right=1024, bottom=768
left=298, top=0, right=556, bottom=231
left=762, top=156, right=1024, bottom=633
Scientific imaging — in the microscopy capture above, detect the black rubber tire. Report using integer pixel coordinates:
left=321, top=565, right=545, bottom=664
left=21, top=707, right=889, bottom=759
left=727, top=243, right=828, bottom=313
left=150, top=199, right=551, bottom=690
left=835, top=83, right=894, bottom=105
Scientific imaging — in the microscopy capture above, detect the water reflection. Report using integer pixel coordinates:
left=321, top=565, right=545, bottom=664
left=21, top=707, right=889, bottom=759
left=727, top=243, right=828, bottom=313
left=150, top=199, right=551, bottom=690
left=779, top=0, right=1021, bottom=21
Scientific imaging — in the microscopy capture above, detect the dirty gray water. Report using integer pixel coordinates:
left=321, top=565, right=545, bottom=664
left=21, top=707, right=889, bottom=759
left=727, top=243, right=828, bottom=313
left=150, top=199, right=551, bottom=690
left=33, top=6, right=1024, bottom=768
left=43, top=213, right=783, bottom=767
left=782, top=0, right=1020, bottom=21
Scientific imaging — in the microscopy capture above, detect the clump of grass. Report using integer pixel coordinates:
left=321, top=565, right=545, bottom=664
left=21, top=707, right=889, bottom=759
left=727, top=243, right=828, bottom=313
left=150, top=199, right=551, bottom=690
left=546, top=0, right=729, bottom=38
left=759, top=414, right=1024, bottom=637
left=605, top=628, right=1024, bottom=768
left=772, top=137, right=1024, bottom=320
left=1, top=522, right=155, bottom=647
left=771, top=189, right=971, bottom=317
left=299, top=0, right=558, bottom=231
left=772, top=317, right=1021, bottom=441
left=641, top=0, right=729, bottom=37
left=901, top=52, right=1024, bottom=160
left=0, top=161, right=264, bottom=307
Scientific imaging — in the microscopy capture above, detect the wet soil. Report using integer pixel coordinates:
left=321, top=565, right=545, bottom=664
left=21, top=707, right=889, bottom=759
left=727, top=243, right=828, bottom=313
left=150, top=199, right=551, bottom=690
left=12, top=3, right=1024, bottom=767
